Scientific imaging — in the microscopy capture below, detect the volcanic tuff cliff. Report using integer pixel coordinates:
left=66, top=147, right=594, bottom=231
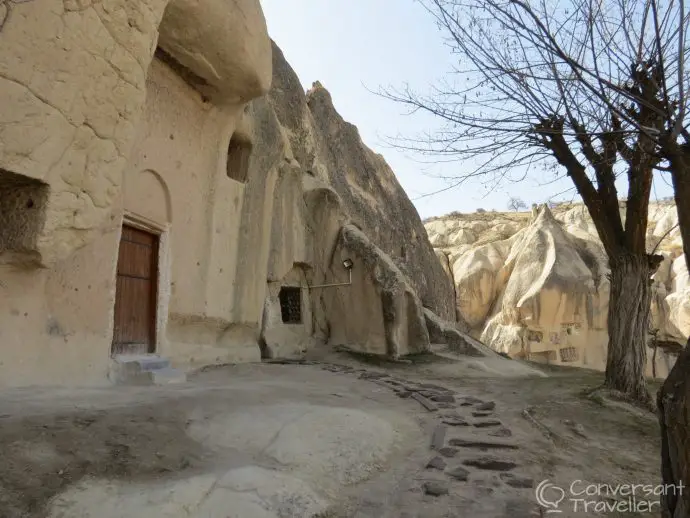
left=425, top=202, right=689, bottom=377
left=238, top=42, right=461, bottom=359
left=266, top=44, right=456, bottom=321
left=0, top=0, right=476, bottom=388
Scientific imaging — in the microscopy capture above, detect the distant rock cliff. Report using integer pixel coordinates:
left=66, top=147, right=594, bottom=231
left=425, top=202, right=689, bottom=377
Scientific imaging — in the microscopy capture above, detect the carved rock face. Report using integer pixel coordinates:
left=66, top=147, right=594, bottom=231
left=0, top=0, right=271, bottom=266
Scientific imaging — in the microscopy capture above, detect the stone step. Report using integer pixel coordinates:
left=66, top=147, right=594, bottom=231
left=448, top=437, right=519, bottom=450
left=109, top=354, right=186, bottom=385
left=149, top=367, right=187, bottom=385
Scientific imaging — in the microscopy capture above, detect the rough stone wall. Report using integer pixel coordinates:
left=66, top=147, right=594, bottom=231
left=0, top=0, right=271, bottom=267
left=0, top=7, right=458, bottom=386
left=425, top=202, right=689, bottom=377
left=306, top=85, right=456, bottom=321
left=0, top=0, right=273, bottom=386
left=253, top=43, right=443, bottom=359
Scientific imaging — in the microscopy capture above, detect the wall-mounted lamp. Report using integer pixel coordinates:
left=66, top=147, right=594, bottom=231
left=308, top=258, right=354, bottom=290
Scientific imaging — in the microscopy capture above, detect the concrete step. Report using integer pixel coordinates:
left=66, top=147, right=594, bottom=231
left=109, top=354, right=186, bottom=385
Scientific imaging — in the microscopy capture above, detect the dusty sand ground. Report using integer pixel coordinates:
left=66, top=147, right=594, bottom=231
left=0, top=351, right=663, bottom=518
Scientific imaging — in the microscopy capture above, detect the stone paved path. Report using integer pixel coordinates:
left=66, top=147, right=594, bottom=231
left=314, top=362, right=534, bottom=506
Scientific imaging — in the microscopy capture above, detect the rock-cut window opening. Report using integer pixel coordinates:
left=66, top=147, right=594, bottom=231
left=0, top=169, right=49, bottom=259
left=226, top=133, right=253, bottom=183
left=279, top=287, right=302, bottom=324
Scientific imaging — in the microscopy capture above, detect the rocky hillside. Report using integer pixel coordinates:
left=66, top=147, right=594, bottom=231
left=235, top=42, right=465, bottom=360
left=263, top=42, right=456, bottom=321
left=425, top=202, right=689, bottom=377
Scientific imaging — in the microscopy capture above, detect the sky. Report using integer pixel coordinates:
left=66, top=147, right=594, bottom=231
left=260, top=0, right=676, bottom=219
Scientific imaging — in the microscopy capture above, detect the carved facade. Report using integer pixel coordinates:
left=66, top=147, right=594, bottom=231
left=0, top=0, right=456, bottom=386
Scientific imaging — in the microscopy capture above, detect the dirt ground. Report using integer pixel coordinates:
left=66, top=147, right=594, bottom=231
left=0, top=351, right=665, bottom=518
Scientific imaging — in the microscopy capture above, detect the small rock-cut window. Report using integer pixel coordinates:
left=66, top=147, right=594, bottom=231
left=527, top=330, right=543, bottom=343
left=226, top=133, right=253, bottom=183
left=559, top=346, right=579, bottom=363
left=279, top=287, right=302, bottom=324
left=0, top=169, right=49, bottom=259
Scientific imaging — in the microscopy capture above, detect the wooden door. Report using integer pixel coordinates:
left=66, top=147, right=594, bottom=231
left=111, top=225, right=159, bottom=355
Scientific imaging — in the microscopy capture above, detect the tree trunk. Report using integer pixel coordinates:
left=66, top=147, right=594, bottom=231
left=604, top=254, right=653, bottom=404
left=657, top=338, right=690, bottom=518
left=657, top=149, right=690, bottom=518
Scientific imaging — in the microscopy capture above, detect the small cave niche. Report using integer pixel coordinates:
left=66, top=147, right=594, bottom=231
left=0, top=169, right=49, bottom=258
left=526, top=329, right=543, bottom=343
left=226, top=133, right=253, bottom=183
left=279, top=287, right=302, bottom=324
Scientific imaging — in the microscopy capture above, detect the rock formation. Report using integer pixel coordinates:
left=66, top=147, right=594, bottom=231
left=306, top=83, right=455, bottom=321
left=425, top=203, right=689, bottom=377
left=249, top=42, right=457, bottom=360
left=0, top=0, right=470, bottom=387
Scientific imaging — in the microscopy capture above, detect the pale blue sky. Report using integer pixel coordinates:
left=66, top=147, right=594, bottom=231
left=261, top=0, right=675, bottom=219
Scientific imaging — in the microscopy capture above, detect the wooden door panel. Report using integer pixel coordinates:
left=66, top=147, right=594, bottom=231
left=120, top=225, right=156, bottom=246
left=112, top=225, right=158, bottom=355
left=112, top=276, right=154, bottom=347
left=116, top=242, right=153, bottom=278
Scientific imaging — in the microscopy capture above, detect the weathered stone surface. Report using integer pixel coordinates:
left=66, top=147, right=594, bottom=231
left=500, top=473, right=534, bottom=489
left=489, top=428, right=513, bottom=438
left=0, top=0, right=275, bottom=385
left=564, top=419, right=587, bottom=438
left=448, top=438, right=519, bottom=450
left=360, top=371, right=390, bottom=380
left=443, top=417, right=470, bottom=427
left=307, top=85, right=455, bottom=321
left=418, top=383, right=453, bottom=392
left=0, top=0, right=272, bottom=268
left=462, top=457, right=518, bottom=471
left=476, top=401, right=496, bottom=412
left=473, top=420, right=502, bottom=428
left=430, top=424, right=447, bottom=450
left=424, top=309, right=494, bottom=357
left=438, top=447, right=459, bottom=458
left=411, top=393, right=439, bottom=412
left=459, top=397, right=485, bottom=406
left=447, top=466, right=470, bottom=481
left=243, top=41, right=448, bottom=364
left=335, top=224, right=432, bottom=358
left=426, top=456, right=447, bottom=471
left=425, top=203, right=688, bottom=377
left=429, top=393, right=456, bottom=403
left=422, top=480, right=449, bottom=496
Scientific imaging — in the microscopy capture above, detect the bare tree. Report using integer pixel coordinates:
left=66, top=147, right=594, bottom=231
left=507, top=196, right=528, bottom=212
left=382, top=1, right=690, bottom=509
left=379, top=0, right=690, bottom=406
